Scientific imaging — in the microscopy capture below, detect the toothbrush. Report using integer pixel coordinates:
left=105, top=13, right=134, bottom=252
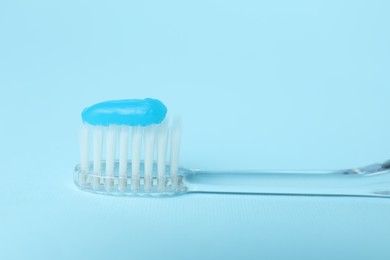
left=75, top=99, right=390, bottom=198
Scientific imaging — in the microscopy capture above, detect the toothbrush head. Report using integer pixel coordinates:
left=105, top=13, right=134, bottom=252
left=74, top=98, right=185, bottom=196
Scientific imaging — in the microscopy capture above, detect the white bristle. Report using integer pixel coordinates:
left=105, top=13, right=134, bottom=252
left=144, top=125, right=156, bottom=191
left=104, top=125, right=116, bottom=191
left=170, top=118, right=181, bottom=189
left=79, top=124, right=89, bottom=185
left=131, top=126, right=142, bottom=191
left=92, top=126, right=103, bottom=190
left=79, top=116, right=182, bottom=193
left=118, top=126, right=129, bottom=192
left=157, top=120, right=169, bottom=191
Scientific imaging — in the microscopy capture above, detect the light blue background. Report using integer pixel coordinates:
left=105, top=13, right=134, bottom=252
left=1, top=0, right=390, bottom=259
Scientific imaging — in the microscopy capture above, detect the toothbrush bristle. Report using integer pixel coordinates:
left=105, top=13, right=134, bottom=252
left=92, top=126, right=103, bottom=190
left=131, top=126, right=142, bottom=191
left=77, top=118, right=182, bottom=194
left=104, top=125, right=116, bottom=191
left=157, top=120, right=169, bottom=191
left=169, top=118, right=181, bottom=188
left=118, top=126, right=129, bottom=191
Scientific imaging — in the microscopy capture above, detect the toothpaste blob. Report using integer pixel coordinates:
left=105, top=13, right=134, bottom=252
left=82, top=98, right=167, bottom=126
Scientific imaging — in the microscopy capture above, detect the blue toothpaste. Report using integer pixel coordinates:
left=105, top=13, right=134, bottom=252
left=82, top=98, right=167, bottom=126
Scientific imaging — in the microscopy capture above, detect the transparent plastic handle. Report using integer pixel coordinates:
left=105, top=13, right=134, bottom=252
left=183, top=161, right=390, bottom=197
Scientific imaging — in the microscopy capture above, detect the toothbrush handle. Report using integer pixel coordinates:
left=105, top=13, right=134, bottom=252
left=183, top=163, right=390, bottom=197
